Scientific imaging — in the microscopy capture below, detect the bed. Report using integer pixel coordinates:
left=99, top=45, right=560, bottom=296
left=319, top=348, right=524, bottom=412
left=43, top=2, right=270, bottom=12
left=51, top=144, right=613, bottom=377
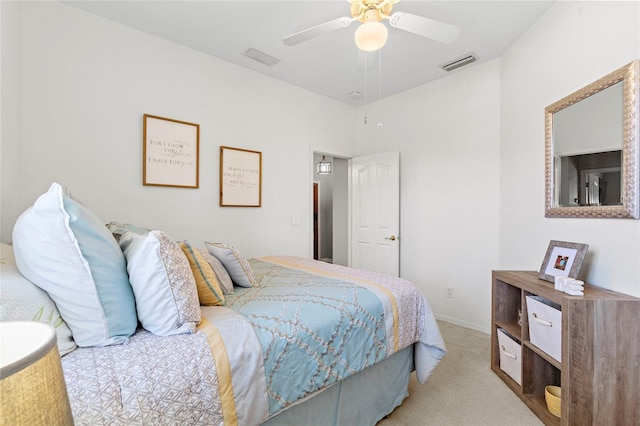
left=59, top=256, right=445, bottom=425
left=2, top=182, right=446, bottom=426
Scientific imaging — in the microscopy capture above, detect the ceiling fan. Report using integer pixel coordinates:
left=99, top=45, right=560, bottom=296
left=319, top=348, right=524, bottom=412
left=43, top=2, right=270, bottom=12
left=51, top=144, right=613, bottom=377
left=283, top=0, right=461, bottom=52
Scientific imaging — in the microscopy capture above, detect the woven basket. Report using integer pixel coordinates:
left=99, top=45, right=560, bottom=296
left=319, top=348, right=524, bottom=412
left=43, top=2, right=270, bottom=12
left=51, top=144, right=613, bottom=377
left=545, top=385, right=561, bottom=418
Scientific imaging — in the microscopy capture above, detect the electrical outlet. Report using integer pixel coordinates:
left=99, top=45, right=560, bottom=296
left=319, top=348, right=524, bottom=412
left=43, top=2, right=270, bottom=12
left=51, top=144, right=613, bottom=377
left=446, top=288, right=453, bottom=298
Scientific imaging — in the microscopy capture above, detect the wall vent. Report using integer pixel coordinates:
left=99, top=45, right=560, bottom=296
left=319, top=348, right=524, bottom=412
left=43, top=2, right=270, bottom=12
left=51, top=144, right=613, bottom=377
left=242, top=47, right=280, bottom=67
left=441, top=53, right=478, bottom=72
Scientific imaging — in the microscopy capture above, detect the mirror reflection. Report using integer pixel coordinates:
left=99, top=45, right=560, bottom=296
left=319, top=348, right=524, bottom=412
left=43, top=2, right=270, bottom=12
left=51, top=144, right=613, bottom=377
left=553, top=82, right=623, bottom=207
left=557, top=151, right=622, bottom=206
left=545, top=60, right=639, bottom=219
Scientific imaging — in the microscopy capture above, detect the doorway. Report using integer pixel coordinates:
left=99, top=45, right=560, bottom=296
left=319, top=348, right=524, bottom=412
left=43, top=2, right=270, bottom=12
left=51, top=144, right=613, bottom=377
left=311, top=151, right=399, bottom=274
left=312, top=153, right=348, bottom=266
left=313, top=182, right=319, bottom=260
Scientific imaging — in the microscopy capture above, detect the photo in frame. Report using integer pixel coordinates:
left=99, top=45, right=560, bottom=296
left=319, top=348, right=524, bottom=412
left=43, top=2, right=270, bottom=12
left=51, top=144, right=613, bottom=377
left=220, top=146, right=262, bottom=207
left=538, top=240, right=589, bottom=283
left=143, top=114, right=199, bottom=188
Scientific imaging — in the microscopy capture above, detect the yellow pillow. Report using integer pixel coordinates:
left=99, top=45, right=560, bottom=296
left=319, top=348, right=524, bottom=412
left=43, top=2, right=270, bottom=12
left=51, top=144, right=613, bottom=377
left=179, top=241, right=225, bottom=306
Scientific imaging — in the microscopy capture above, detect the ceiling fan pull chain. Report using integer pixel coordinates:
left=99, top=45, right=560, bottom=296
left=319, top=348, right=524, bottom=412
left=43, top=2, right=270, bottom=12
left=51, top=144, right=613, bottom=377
left=378, top=49, right=382, bottom=101
left=364, top=51, right=368, bottom=125
left=377, top=50, right=384, bottom=127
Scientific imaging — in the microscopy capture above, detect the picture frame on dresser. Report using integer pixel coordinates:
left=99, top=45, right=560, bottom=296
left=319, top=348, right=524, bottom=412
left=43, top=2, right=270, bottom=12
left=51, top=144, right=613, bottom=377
left=538, top=240, right=588, bottom=283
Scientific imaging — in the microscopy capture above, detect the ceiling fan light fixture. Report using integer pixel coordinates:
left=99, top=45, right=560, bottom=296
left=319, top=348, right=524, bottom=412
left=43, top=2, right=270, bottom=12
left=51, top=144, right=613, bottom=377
left=355, top=21, right=388, bottom=52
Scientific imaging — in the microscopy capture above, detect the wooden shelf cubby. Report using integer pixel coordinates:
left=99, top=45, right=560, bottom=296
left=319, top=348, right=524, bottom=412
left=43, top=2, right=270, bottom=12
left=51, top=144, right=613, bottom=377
left=491, top=270, right=640, bottom=425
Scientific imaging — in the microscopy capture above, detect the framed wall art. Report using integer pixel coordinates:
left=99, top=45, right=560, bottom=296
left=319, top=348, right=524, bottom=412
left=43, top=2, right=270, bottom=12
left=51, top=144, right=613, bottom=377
left=220, top=146, right=262, bottom=207
left=538, top=240, right=589, bottom=283
left=143, top=114, right=199, bottom=188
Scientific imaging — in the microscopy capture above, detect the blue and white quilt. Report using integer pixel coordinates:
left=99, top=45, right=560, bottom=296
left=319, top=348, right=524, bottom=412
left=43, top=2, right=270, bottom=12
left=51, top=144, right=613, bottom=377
left=62, top=256, right=446, bottom=426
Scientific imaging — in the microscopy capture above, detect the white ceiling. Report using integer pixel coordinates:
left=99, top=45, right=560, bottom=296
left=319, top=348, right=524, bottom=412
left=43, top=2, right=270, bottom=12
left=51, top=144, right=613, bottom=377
left=64, top=1, right=554, bottom=107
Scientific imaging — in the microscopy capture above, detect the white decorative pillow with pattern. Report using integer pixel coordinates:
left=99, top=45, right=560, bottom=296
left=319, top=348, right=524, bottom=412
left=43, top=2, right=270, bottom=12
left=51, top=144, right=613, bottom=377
left=198, top=249, right=235, bottom=294
left=109, top=223, right=200, bottom=336
left=204, top=242, right=258, bottom=288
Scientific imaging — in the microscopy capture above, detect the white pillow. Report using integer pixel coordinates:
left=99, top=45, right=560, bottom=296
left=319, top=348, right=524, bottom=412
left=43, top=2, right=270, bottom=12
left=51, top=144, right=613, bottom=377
left=198, top=249, right=234, bottom=294
left=109, top=224, right=200, bottom=336
left=0, top=244, right=77, bottom=356
left=12, top=183, right=137, bottom=347
left=204, top=242, right=258, bottom=288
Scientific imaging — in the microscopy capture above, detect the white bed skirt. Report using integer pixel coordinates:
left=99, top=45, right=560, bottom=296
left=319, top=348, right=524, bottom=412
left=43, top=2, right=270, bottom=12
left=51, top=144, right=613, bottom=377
left=261, top=344, right=414, bottom=426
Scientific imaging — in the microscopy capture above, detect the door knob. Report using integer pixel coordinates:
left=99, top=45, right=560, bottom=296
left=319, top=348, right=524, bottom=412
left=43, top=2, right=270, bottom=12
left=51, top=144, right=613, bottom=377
left=385, top=235, right=397, bottom=241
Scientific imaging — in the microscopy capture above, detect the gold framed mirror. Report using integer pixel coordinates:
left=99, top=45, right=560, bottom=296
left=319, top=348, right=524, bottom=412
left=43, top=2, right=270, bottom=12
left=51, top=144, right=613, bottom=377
left=545, top=59, right=639, bottom=218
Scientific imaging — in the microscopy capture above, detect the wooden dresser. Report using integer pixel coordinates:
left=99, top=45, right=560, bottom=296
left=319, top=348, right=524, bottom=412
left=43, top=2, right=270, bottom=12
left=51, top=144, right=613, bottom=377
left=490, top=270, right=640, bottom=425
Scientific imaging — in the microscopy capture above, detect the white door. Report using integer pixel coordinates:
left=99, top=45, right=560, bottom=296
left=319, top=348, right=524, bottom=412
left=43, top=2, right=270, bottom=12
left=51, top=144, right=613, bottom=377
left=350, top=151, right=400, bottom=276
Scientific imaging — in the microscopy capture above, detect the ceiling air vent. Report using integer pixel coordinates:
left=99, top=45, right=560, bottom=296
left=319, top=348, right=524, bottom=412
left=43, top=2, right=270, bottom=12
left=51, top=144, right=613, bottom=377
left=242, top=47, right=280, bottom=67
left=441, top=53, right=478, bottom=72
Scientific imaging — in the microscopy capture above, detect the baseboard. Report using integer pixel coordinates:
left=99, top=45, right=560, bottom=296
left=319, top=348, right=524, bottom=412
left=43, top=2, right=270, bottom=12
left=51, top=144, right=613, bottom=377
left=434, top=314, right=490, bottom=335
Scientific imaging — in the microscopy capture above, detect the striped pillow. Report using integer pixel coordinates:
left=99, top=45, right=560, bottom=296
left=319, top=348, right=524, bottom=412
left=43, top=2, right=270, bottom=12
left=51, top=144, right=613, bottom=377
left=180, top=242, right=225, bottom=306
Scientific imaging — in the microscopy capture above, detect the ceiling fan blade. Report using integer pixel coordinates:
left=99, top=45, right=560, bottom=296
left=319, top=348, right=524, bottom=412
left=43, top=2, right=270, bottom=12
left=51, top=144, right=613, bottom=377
left=388, top=12, right=460, bottom=44
left=283, top=17, right=355, bottom=46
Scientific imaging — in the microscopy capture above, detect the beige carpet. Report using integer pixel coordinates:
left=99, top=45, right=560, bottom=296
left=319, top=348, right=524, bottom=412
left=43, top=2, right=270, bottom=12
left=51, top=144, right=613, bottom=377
left=378, top=321, right=544, bottom=426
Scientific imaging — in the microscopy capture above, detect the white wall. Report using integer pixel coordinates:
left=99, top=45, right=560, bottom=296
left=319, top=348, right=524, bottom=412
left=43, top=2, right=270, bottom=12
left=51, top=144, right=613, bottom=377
left=3, top=1, right=639, bottom=333
left=0, top=1, right=23, bottom=243
left=4, top=1, right=356, bottom=258
left=353, top=1, right=640, bottom=332
left=500, top=1, right=640, bottom=296
left=354, top=59, right=502, bottom=332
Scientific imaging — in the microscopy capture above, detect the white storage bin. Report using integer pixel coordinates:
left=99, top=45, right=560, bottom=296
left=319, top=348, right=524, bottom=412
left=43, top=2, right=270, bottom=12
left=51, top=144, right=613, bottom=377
left=497, top=328, right=522, bottom=385
left=526, top=295, right=562, bottom=362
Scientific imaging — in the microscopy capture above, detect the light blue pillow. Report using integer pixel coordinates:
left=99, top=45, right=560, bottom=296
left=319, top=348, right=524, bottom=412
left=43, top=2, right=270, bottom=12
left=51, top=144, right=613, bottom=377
left=12, top=183, right=137, bottom=347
